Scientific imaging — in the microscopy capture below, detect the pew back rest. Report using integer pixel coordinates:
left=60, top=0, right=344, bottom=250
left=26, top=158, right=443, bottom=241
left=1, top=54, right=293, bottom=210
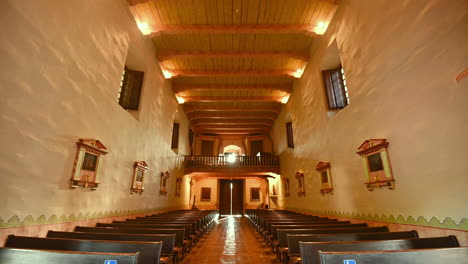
left=318, top=247, right=468, bottom=264
left=271, top=224, right=367, bottom=240
left=5, top=235, right=161, bottom=264
left=97, top=223, right=193, bottom=238
left=287, top=231, right=420, bottom=255
left=277, top=227, right=389, bottom=246
left=75, top=226, right=185, bottom=247
left=46, top=231, right=175, bottom=256
left=300, top=236, right=459, bottom=264
left=0, top=248, right=140, bottom=264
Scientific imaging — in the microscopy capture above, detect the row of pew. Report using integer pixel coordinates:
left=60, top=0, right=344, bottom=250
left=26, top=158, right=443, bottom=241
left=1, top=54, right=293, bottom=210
left=0, top=209, right=218, bottom=264
left=246, top=209, right=467, bottom=264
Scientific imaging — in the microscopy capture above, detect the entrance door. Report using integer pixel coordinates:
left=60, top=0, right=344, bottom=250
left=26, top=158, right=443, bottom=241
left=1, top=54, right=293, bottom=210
left=218, top=179, right=244, bottom=215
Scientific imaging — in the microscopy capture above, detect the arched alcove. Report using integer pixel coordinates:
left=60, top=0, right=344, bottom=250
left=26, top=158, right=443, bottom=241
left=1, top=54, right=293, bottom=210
left=223, top=145, right=242, bottom=155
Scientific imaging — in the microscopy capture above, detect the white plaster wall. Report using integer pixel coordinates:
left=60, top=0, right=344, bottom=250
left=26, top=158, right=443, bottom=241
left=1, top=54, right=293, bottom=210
left=244, top=178, right=267, bottom=209
left=272, top=0, right=468, bottom=223
left=0, top=0, right=190, bottom=225
left=193, top=178, right=218, bottom=210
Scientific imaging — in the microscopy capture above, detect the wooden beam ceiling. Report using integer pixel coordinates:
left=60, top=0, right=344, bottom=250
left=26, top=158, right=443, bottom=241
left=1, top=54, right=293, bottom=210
left=195, top=129, right=268, bottom=135
left=193, top=124, right=271, bottom=130
left=183, top=105, right=282, bottom=113
left=173, top=84, right=292, bottom=93
left=170, top=69, right=297, bottom=78
left=157, top=51, right=309, bottom=62
left=191, top=119, right=273, bottom=126
left=180, top=96, right=285, bottom=103
left=187, top=112, right=277, bottom=120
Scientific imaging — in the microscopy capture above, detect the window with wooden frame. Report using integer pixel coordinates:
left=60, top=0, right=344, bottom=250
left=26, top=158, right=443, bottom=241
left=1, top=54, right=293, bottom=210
left=171, top=123, right=179, bottom=149
left=322, top=65, right=350, bottom=109
left=118, top=67, right=144, bottom=110
left=286, top=122, right=294, bottom=148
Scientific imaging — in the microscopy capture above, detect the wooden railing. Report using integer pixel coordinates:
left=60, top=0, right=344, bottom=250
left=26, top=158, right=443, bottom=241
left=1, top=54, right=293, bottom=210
left=184, top=155, right=280, bottom=173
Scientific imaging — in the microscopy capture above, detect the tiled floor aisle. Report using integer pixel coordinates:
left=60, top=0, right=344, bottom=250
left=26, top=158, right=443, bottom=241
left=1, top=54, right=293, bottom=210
left=181, top=215, right=280, bottom=264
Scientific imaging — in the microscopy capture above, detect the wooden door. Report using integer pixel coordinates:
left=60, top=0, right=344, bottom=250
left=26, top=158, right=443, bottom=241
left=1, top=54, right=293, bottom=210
left=218, top=179, right=244, bottom=215
left=250, top=140, right=263, bottom=156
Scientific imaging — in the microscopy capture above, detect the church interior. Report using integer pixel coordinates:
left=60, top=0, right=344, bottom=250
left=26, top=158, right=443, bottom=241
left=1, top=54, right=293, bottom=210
left=1, top=0, right=467, bottom=263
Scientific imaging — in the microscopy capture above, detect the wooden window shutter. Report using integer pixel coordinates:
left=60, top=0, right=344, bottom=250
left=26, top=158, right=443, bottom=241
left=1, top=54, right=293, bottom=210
left=171, top=123, right=179, bottom=149
left=119, top=69, right=144, bottom=110
left=286, top=122, right=294, bottom=148
left=322, top=66, right=347, bottom=109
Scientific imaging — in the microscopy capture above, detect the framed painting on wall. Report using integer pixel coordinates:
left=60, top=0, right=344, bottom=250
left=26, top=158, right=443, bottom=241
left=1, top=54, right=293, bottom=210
left=282, top=177, right=290, bottom=197
left=356, top=139, right=395, bottom=191
left=201, top=187, right=211, bottom=201
left=159, top=171, right=170, bottom=196
left=315, top=161, right=333, bottom=195
left=250, top=187, right=261, bottom=201
left=131, top=161, right=148, bottom=194
left=296, top=171, right=306, bottom=197
left=70, top=139, right=108, bottom=189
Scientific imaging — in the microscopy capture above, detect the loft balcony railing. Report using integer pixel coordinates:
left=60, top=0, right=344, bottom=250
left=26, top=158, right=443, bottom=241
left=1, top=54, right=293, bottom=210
left=184, top=155, right=280, bottom=174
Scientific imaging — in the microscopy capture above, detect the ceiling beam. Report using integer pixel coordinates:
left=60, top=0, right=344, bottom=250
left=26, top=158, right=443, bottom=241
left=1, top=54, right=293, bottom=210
left=143, top=24, right=321, bottom=37
left=169, top=69, right=298, bottom=78
left=173, top=84, right=292, bottom=93
left=129, top=0, right=338, bottom=7
left=188, top=112, right=277, bottom=120
left=195, top=129, right=268, bottom=135
left=157, top=51, right=309, bottom=62
left=191, top=119, right=273, bottom=126
left=181, top=96, right=285, bottom=103
left=193, top=124, right=271, bottom=130
left=183, top=105, right=282, bottom=113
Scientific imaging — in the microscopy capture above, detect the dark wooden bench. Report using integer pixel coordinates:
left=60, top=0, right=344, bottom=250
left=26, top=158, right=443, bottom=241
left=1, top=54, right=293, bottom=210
left=287, top=230, right=419, bottom=262
left=269, top=224, right=368, bottom=244
left=74, top=226, right=186, bottom=259
left=96, top=223, right=194, bottom=247
left=46, top=231, right=176, bottom=264
left=262, top=221, right=350, bottom=240
left=299, top=235, right=459, bottom=264
left=0, top=247, right=140, bottom=264
left=275, top=226, right=389, bottom=261
left=4, top=235, right=161, bottom=264
left=318, top=247, right=468, bottom=264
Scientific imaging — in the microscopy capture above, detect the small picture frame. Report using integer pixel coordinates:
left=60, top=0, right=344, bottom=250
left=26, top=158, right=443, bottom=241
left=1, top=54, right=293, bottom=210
left=356, top=139, right=395, bottom=191
left=175, top=177, right=182, bottom=197
left=296, top=171, right=306, bottom=197
left=131, top=161, right=148, bottom=194
left=315, top=161, right=333, bottom=195
left=250, top=187, right=261, bottom=201
left=201, top=187, right=211, bottom=201
left=159, top=171, right=170, bottom=196
left=282, top=177, right=290, bottom=197
left=70, top=139, right=108, bottom=189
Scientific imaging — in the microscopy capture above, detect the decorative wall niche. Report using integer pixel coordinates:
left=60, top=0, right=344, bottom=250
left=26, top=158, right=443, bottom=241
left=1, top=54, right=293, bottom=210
left=296, top=171, right=306, bottom=197
left=315, top=161, right=333, bottom=195
left=159, top=171, right=170, bottom=196
left=282, top=177, right=290, bottom=197
left=356, top=139, right=395, bottom=191
left=201, top=187, right=211, bottom=201
left=131, top=161, right=148, bottom=194
left=70, top=139, right=108, bottom=189
left=250, top=187, right=261, bottom=201
left=175, top=177, right=182, bottom=197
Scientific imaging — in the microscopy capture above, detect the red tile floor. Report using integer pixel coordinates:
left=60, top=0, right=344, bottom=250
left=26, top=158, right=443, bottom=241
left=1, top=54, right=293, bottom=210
left=181, top=215, right=280, bottom=264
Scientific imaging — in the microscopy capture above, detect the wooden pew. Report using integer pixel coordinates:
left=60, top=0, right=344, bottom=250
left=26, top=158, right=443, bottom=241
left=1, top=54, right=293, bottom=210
left=46, top=231, right=176, bottom=264
left=299, top=236, right=459, bottom=264
left=287, top=231, right=419, bottom=263
left=74, top=226, right=186, bottom=259
left=4, top=235, right=161, bottom=264
left=96, top=223, right=194, bottom=248
left=275, top=227, right=389, bottom=262
left=0, top=247, right=140, bottom=264
left=269, top=224, right=368, bottom=244
left=262, top=221, right=349, bottom=240
left=318, top=247, right=468, bottom=264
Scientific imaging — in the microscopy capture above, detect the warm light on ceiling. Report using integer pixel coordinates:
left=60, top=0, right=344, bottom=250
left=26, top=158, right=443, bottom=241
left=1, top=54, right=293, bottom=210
left=314, top=21, right=328, bottom=35
left=292, top=68, right=304, bottom=78
left=280, top=94, right=290, bottom=104
left=162, top=69, right=174, bottom=79
left=175, top=95, right=185, bottom=104
left=137, top=22, right=152, bottom=35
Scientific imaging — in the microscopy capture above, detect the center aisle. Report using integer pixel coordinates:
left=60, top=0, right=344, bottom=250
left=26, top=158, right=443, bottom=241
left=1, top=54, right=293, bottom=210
left=181, top=215, right=280, bottom=264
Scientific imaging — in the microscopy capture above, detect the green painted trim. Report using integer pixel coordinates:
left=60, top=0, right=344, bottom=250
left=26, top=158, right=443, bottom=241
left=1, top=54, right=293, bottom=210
left=286, top=207, right=468, bottom=231
left=381, top=151, right=392, bottom=179
left=0, top=207, right=181, bottom=229
left=361, top=157, right=370, bottom=181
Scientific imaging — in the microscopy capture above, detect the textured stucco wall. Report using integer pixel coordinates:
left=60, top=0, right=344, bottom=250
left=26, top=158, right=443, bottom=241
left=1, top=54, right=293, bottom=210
left=272, top=0, right=468, bottom=231
left=0, top=0, right=190, bottom=230
left=193, top=178, right=218, bottom=210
